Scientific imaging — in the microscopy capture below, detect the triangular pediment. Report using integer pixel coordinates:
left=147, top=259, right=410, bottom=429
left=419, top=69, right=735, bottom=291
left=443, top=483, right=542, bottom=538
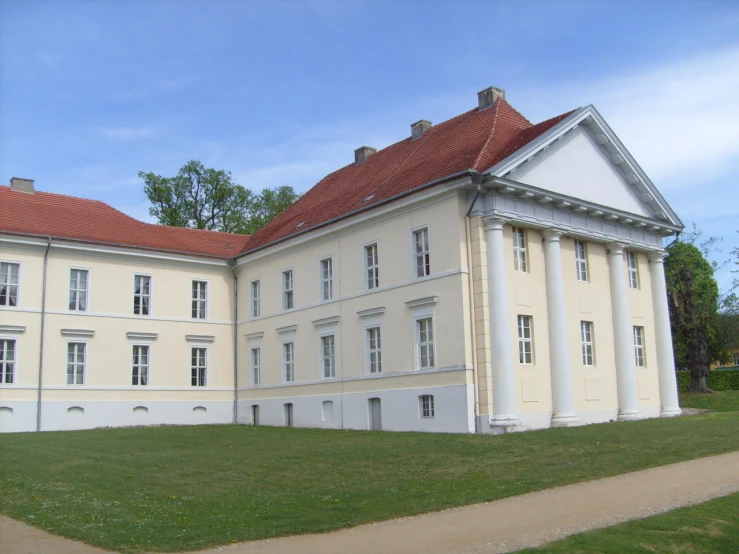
left=487, top=106, right=682, bottom=227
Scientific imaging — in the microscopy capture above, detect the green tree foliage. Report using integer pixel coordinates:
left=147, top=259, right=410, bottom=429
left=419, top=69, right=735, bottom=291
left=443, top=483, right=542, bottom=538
left=139, top=160, right=300, bottom=234
left=665, top=242, right=720, bottom=392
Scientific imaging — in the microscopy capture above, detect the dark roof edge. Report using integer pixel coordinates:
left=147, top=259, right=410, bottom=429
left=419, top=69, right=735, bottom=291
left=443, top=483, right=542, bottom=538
left=237, top=169, right=476, bottom=258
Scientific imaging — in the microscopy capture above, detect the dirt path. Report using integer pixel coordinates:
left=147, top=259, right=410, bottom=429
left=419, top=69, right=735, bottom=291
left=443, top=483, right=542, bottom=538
left=2, top=451, right=739, bottom=554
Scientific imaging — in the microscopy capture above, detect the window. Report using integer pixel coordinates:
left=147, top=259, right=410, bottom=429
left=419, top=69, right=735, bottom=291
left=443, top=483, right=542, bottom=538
left=320, top=258, right=333, bottom=301
left=69, top=269, right=89, bottom=311
left=283, top=270, right=294, bottom=310
left=321, top=335, right=336, bottom=378
left=575, top=240, right=588, bottom=282
left=627, top=252, right=639, bottom=289
left=251, top=280, right=260, bottom=318
left=133, top=275, right=151, bottom=315
left=419, top=395, right=435, bottom=418
left=284, top=403, right=294, bottom=427
left=367, top=327, right=382, bottom=374
left=513, top=227, right=528, bottom=272
left=191, top=347, right=207, bottom=386
left=633, top=326, right=645, bottom=367
left=517, top=315, right=533, bottom=364
left=0, top=339, right=16, bottom=384
left=417, top=317, right=435, bottom=370
left=67, top=343, right=85, bottom=385
left=132, top=345, right=149, bottom=385
left=192, top=281, right=207, bottom=319
left=581, top=321, right=595, bottom=366
left=414, top=228, right=430, bottom=278
left=283, top=342, right=295, bottom=382
left=733, top=352, right=739, bottom=366
left=251, top=347, right=261, bottom=385
left=0, top=262, right=20, bottom=307
left=365, top=243, right=379, bottom=290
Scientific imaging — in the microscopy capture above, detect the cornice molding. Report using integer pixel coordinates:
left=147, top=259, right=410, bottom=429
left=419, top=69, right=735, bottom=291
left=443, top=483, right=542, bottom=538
left=311, top=316, right=340, bottom=327
left=60, top=329, right=95, bottom=338
left=126, top=332, right=158, bottom=341
left=405, top=296, right=438, bottom=309
left=357, top=307, right=386, bottom=319
left=0, top=325, right=26, bottom=336
left=185, top=334, right=215, bottom=343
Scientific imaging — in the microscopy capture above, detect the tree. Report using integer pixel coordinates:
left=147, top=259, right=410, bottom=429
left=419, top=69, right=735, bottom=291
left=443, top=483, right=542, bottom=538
left=665, top=242, right=721, bottom=392
left=139, top=160, right=300, bottom=234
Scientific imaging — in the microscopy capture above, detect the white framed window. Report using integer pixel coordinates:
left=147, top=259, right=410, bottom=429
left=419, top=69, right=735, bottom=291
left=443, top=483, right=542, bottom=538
left=133, top=274, right=151, bottom=316
left=192, top=280, right=207, bottom=319
left=413, top=227, right=430, bottom=278
left=320, top=257, right=333, bottom=301
left=283, top=341, right=295, bottom=382
left=67, top=342, right=86, bottom=385
left=633, top=326, right=645, bottom=367
left=416, top=317, right=435, bottom=370
left=517, top=315, right=533, bottom=364
left=575, top=240, right=588, bottom=282
left=69, top=269, right=89, bottom=311
left=367, top=326, right=382, bottom=374
left=283, top=270, right=294, bottom=310
left=627, top=251, right=640, bottom=289
left=251, top=347, right=261, bottom=385
left=419, top=394, right=435, bottom=418
left=0, top=262, right=20, bottom=307
left=284, top=403, right=294, bottom=427
left=0, top=339, right=16, bottom=384
left=251, top=280, right=260, bottom=318
left=321, top=334, right=336, bottom=378
left=365, top=243, right=379, bottom=290
left=191, top=347, right=207, bottom=386
left=132, top=344, right=149, bottom=385
left=580, top=321, right=595, bottom=366
left=513, top=227, right=528, bottom=272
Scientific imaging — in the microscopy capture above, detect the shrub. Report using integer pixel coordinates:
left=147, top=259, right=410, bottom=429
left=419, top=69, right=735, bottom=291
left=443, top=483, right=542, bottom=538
left=677, top=369, right=739, bottom=391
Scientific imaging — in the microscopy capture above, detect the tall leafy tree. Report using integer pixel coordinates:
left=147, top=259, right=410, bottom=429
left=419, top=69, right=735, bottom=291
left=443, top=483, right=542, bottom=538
left=139, top=160, right=300, bottom=234
left=665, top=242, right=720, bottom=392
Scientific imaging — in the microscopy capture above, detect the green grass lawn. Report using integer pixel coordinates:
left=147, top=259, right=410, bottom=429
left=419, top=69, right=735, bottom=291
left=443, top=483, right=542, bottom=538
left=1, top=392, right=738, bottom=553
left=525, top=491, right=739, bottom=553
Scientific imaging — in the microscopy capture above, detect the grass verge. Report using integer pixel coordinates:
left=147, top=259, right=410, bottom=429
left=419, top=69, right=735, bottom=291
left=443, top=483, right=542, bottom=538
left=525, top=491, right=739, bottom=553
left=1, top=391, right=737, bottom=553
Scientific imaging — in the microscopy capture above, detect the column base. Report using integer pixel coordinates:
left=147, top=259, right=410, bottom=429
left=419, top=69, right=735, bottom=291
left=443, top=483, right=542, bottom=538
left=617, top=410, right=644, bottom=422
left=660, top=407, right=683, bottom=418
left=489, top=415, right=521, bottom=428
left=551, top=413, right=580, bottom=428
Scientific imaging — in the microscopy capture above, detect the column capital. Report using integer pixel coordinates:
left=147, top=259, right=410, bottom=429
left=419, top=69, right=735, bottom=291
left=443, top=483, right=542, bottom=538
left=647, top=250, right=667, bottom=263
left=606, top=242, right=628, bottom=255
left=542, top=228, right=564, bottom=242
left=482, top=216, right=508, bottom=231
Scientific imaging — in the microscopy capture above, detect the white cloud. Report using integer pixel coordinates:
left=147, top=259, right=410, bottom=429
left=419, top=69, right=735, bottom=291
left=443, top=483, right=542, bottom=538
left=92, top=125, right=161, bottom=140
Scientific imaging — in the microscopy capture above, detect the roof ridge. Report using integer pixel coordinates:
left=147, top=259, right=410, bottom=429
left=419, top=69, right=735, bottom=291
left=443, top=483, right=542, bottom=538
left=472, top=99, right=505, bottom=170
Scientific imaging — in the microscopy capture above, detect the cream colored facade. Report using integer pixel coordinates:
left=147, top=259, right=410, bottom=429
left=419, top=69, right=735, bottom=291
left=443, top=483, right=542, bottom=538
left=0, top=104, right=684, bottom=433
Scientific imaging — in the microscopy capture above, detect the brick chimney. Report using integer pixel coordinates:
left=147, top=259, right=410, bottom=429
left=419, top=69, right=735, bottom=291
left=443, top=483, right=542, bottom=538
left=411, top=120, right=432, bottom=140
left=354, top=146, right=377, bottom=165
left=10, top=177, right=35, bottom=194
left=477, top=86, right=505, bottom=110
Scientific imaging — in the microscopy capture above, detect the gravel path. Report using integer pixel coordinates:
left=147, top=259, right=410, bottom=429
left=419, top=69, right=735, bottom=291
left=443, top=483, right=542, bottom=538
left=2, top=451, right=739, bottom=554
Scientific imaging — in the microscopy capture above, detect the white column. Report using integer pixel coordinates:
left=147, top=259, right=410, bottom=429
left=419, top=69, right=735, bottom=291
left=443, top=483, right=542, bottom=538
left=607, top=243, right=643, bottom=421
left=648, top=251, right=682, bottom=417
left=542, top=230, right=579, bottom=427
left=484, top=217, right=520, bottom=428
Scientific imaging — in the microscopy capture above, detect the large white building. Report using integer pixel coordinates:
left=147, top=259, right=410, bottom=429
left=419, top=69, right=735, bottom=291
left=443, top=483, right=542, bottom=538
left=0, top=87, right=683, bottom=434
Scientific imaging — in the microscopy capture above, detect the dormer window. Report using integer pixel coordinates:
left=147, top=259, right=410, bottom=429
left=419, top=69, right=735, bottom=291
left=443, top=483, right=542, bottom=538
left=363, top=194, right=375, bottom=203
left=295, top=221, right=306, bottom=230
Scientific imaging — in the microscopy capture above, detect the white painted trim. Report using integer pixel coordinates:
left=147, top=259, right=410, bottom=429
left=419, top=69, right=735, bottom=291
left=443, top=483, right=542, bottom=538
left=364, top=324, right=383, bottom=376
left=238, top=268, right=465, bottom=325
left=276, top=324, right=298, bottom=334
left=68, top=266, right=91, bottom=313
left=130, top=342, right=152, bottom=387
left=249, top=279, right=261, bottom=319
left=0, top=259, right=22, bottom=308
left=238, top=364, right=471, bottom=391
left=185, top=334, right=215, bottom=343
left=0, top=234, right=232, bottom=267
left=312, top=316, right=340, bottom=327
left=318, top=255, right=334, bottom=302
left=1, top=385, right=233, bottom=391
left=0, top=325, right=25, bottom=336
left=413, top=314, right=437, bottom=371
left=363, top=240, right=380, bottom=292
left=9, top=307, right=231, bottom=325
left=245, top=332, right=264, bottom=341
left=281, top=267, right=295, bottom=311
left=60, top=329, right=95, bottom=338
left=64, top=339, right=89, bottom=386
left=126, top=332, right=158, bottom=341
left=405, top=296, right=438, bottom=309
left=357, top=307, right=385, bottom=318
left=132, top=273, right=153, bottom=317
left=190, top=345, right=209, bottom=388
left=408, top=224, right=431, bottom=281
left=190, top=278, right=210, bottom=321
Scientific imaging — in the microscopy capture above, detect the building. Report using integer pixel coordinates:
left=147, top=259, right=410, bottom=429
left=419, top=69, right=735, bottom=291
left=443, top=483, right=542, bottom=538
left=0, top=87, right=684, bottom=434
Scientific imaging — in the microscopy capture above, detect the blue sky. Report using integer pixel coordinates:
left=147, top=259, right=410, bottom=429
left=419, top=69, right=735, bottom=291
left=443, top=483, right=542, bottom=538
left=1, top=0, right=738, bottom=290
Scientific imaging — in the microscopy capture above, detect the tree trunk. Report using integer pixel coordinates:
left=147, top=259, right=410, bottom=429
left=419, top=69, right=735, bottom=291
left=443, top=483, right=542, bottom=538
left=688, top=371, right=711, bottom=393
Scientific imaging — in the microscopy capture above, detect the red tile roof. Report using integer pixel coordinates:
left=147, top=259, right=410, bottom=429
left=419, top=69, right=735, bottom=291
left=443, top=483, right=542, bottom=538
left=0, top=186, right=250, bottom=258
left=241, top=99, right=575, bottom=254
